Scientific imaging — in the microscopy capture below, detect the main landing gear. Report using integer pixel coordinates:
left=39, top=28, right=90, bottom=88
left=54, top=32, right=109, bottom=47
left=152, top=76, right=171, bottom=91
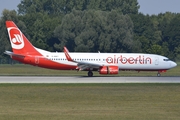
left=88, top=71, right=93, bottom=77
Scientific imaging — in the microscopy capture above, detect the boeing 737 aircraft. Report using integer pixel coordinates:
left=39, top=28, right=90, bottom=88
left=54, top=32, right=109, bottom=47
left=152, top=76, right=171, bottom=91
left=4, top=21, right=177, bottom=77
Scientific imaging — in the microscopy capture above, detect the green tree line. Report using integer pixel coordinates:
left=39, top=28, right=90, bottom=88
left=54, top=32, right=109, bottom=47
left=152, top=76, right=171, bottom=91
left=0, top=0, right=180, bottom=63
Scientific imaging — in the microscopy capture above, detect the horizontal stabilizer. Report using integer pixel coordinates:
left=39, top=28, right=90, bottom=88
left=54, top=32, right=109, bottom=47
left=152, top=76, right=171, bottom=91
left=4, top=51, right=25, bottom=58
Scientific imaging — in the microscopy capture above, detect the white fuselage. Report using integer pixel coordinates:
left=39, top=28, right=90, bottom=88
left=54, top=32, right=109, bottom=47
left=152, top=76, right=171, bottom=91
left=40, top=50, right=177, bottom=71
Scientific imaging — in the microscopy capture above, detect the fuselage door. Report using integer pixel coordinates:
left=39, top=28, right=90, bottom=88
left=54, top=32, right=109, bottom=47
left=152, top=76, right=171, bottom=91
left=155, top=57, right=159, bottom=65
left=35, top=56, right=39, bottom=64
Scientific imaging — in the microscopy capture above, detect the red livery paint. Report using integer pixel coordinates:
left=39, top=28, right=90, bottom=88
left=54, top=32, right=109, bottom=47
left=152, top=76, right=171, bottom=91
left=99, top=66, right=119, bottom=74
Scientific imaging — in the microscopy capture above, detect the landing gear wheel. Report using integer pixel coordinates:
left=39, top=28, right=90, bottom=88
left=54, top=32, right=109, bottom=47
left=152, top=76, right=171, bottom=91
left=88, top=71, right=93, bottom=77
left=157, top=73, right=161, bottom=77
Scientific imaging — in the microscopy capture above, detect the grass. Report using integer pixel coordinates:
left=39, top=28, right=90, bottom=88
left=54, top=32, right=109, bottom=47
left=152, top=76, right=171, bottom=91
left=0, top=64, right=179, bottom=119
left=0, top=64, right=179, bottom=76
left=0, top=84, right=180, bottom=120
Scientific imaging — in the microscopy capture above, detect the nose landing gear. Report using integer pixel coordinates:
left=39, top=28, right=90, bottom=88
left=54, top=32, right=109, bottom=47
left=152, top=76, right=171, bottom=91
left=157, top=72, right=161, bottom=77
left=157, top=70, right=166, bottom=77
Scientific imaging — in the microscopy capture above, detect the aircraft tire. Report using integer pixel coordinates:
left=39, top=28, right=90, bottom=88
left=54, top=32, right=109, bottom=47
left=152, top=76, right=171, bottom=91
left=88, top=71, right=93, bottom=77
left=157, top=73, right=161, bottom=77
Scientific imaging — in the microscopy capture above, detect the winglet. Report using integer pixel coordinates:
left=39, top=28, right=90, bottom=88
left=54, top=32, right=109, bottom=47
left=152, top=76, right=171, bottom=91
left=63, top=47, right=73, bottom=61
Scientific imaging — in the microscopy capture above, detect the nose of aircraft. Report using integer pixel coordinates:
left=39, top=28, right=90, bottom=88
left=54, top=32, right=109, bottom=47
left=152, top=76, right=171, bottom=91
left=171, top=61, right=177, bottom=68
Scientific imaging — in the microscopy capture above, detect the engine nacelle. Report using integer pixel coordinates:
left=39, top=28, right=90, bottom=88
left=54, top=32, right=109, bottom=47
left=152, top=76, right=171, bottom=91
left=99, top=66, right=119, bottom=75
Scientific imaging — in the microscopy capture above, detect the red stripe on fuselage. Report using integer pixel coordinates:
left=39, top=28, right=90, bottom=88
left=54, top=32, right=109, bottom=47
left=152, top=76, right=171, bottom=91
left=12, top=56, right=76, bottom=70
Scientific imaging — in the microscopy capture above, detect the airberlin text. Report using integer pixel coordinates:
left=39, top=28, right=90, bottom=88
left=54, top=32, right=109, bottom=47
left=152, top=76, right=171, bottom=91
left=106, top=55, right=152, bottom=64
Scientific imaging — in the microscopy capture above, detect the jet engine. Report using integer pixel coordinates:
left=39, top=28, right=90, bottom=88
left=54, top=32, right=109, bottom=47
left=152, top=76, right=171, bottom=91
left=99, top=66, right=119, bottom=74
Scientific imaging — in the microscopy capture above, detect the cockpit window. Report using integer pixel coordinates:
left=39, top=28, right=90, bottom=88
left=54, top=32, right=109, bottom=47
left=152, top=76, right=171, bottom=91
left=163, top=59, right=170, bottom=61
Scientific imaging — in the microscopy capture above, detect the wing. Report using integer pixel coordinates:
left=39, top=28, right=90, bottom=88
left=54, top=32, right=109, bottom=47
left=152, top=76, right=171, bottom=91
left=63, top=47, right=102, bottom=70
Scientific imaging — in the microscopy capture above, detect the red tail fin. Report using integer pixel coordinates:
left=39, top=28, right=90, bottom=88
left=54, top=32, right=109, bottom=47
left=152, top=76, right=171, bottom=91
left=6, top=21, right=41, bottom=56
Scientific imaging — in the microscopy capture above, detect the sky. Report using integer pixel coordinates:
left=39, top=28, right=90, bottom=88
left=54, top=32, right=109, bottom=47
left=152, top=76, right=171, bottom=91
left=0, top=0, right=180, bottom=16
left=138, top=0, right=180, bottom=15
left=0, top=0, right=21, bottom=15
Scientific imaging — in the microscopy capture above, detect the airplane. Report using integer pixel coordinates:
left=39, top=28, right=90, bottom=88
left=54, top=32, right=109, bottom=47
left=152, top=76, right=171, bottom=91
left=4, top=21, right=177, bottom=77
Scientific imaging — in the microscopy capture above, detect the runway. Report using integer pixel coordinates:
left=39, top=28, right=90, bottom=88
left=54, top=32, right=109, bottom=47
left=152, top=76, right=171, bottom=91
left=0, top=76, right=180, bottom=83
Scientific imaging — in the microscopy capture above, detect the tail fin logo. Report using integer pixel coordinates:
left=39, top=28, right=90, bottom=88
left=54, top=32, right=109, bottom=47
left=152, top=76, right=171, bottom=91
left=8, top=27, right=24, bottom=49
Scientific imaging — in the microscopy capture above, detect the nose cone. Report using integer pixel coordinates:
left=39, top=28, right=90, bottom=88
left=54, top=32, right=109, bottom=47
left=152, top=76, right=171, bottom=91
left=171, top=61, right=177, bottom=68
